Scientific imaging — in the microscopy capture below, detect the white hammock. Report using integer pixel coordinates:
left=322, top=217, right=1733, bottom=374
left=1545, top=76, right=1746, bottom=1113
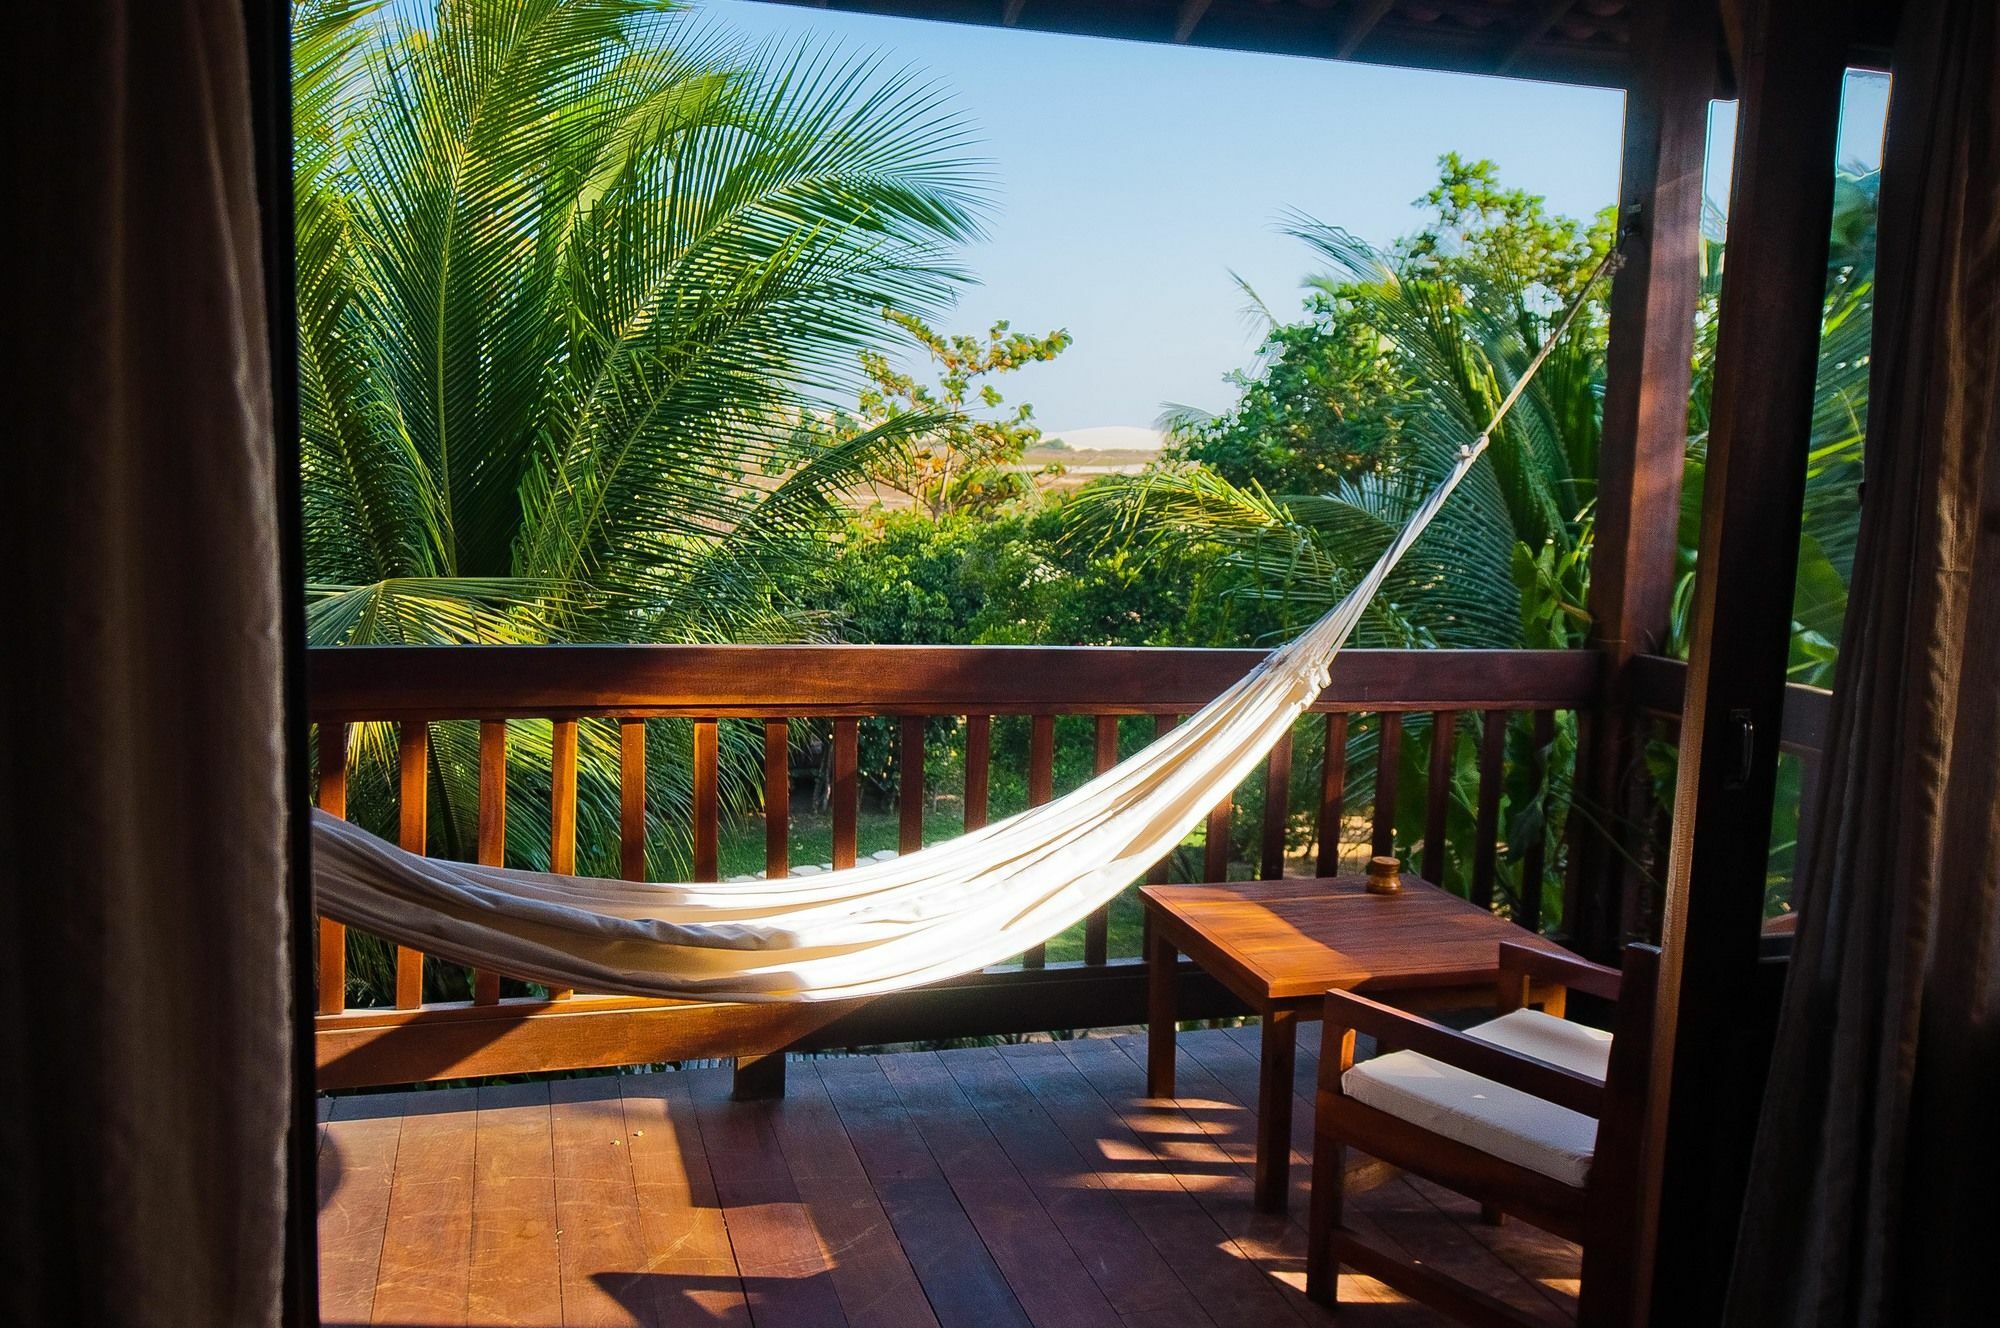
left=311, top=248, right=1617, bottom=1003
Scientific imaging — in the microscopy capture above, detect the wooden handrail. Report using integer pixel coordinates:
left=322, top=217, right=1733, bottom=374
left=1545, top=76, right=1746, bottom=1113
left=307, top=643, right=1604, bottom=1090
left=1628, top=653, right=1831, bottom=754
left=308, top=644, right=1600, bottom=721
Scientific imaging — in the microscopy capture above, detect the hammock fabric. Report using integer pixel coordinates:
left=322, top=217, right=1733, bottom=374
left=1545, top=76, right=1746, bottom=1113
left=312, top=248, right=1620, bottom=1004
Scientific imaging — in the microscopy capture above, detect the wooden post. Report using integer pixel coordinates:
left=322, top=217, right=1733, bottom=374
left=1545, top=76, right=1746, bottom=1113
left=1566, top=0, right=1715, bottom=960
left=1645, top=0, right=1852, bottom=1322
left=472, top=721, right=506, bottom=1005
left=394, top=723, right=428, bottom=1009
left=315, top=723, right=348, bottom=1015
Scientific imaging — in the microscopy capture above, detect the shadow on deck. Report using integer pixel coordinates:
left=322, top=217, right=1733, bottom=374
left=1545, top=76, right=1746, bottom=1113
left=317, top=1027, right=1581, bottom=1327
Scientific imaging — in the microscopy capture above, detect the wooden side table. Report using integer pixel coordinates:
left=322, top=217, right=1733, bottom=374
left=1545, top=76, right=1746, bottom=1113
left=1143, top=875, right=1575, bottom=1213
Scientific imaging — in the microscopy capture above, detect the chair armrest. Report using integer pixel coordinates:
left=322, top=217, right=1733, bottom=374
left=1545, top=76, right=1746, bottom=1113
left=1320, top=988, right=1605, bottom=1118
left=1498, top=940, right=1622, bottom=1013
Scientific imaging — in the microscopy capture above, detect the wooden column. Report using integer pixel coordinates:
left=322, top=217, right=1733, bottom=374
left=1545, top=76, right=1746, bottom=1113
left=1566, top=0, right=1714, bottom=959
left=1645, top=0, right=1853, bottom=1322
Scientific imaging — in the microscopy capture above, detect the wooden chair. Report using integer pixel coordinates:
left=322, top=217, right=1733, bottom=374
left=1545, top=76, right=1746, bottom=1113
left=1307, top=940, right=1661, bottom=1326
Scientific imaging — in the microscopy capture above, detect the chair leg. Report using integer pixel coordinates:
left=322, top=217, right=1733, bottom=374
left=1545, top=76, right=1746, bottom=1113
left=1479, top=1202, right=1506, bottom=1226
left=1307, top=1134, right=1347, bottom=1307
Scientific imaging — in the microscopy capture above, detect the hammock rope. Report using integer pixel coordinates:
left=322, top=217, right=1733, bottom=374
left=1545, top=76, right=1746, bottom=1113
left=312, top=243, right=1624, bottom=1003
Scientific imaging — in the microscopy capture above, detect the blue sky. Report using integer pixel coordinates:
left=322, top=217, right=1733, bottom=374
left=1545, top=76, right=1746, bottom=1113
left=711, top=2, right=1889, bottom=437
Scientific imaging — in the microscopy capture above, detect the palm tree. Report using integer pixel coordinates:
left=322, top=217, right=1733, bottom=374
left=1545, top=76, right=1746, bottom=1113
left=1072, top=220, right=1609, bottom=920
left=294, top=0, right=985, bottom=1001
left=1675, top=169, right=1878, bottom=684
left=1077, top=219, right=1608, bottom=653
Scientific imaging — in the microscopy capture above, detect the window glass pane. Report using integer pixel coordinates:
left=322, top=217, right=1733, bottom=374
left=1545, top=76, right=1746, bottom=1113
left=1685, top=71, right=1889, bottom=926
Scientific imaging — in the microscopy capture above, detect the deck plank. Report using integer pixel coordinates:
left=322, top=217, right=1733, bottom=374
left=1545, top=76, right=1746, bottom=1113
left=815, top=1056, right=1032, bottom=1328
left=992, top=1042, right=1315, bottom=1326
left=550, top=1077, right=653, bottom=1326
left=468, top=1082, right=563, bottom=1327
left=318, top=1037, right=1579, bottom=1327
left=686, top=1065, right=850, bottom=1328
left=878, top=1052, right=1127, bottom=1328
left=935, top=1047, right=1212, bottom=1326
left=1173, top=1028, right=1321, bottom=1212
left=1094, top=1034, right=1435, bottom=1322
left=370, top=1086, right=479, bottom=1326
left=619, top=1072, right=753, bottom=1328
left=318, top=1095, right=406, bottom=1326
left=1050, top=1037, right=1429, bottom=1324
left=762, top=1063, right=939, bottom=1328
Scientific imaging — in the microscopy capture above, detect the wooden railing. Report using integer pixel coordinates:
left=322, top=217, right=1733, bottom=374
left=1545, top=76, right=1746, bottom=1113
left=1627, top=654, right=1833, bottom=936
left=310, top=645, right=1601, bottom=1089
left=1629, top=654, right=1832, bottom=756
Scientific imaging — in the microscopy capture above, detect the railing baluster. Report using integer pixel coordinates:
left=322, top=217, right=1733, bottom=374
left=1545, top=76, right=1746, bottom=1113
left=619, top=719, right=647, bottom=882
left=1204, top=796, right=1232, bottom=884
left=964, top=715, right=991, bottom=831
left=1093, top=715, right=1120, bottom=773
left=1317, top=712, right=1349, bottom=877
left=1518, top=709, right=1556, bottom=934
left=832, top=718, right=858, bottom=869
left=898, top=716, right=926, bottom=856
left=1086, top=715, right=1119, bottom=964
left=764, top=720, right=789, bottom=879
left=1028, top=714, right=1056, bottom=806
left=473, top=720, right=506, bottom=1005
left=1261, top=730, right=1293, bottom=880
left=1146, top=714, right=1181, bottom=887
left=1472, top=710, right=1507, bottom=910
left=692, top=719, right=718, bottom=883
left=1024, top=714, right=1057, bottom=968
left=548, top=719, right=577, bottom=1000
left=315, top=722, right=348, bottom=1015
left=1371, top=712, right=1402, bottom=861
left=1424, top=711, right=1456, bottom=884
left=395, top=722, right=427, bottom=1009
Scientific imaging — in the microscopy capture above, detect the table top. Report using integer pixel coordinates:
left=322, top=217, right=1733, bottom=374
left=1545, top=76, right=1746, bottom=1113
left=1142, top=875, right=1574, bottom=1004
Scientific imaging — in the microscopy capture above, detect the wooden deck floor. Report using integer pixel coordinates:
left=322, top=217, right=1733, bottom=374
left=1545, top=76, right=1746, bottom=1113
left=318, top=1027, right=1581, bottom=1327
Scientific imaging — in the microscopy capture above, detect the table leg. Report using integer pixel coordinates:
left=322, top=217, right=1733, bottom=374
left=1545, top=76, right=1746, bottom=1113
left=1147, top=929, right=1178, bottom=1098
left=1255, top=1006, right=1299, bottom=1213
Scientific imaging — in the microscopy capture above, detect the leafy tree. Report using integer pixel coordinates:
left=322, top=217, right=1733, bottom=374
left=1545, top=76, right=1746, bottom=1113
left=1087, top=218, right=1607, bottom=654
left=293, top=0, right=984, bottom=1000
left=1396, top=152, right=1616, bottom=307
left=1159, top=305, right=1407, bottom=495
left=822, top=501, right=1256, bottom=650
left=824, top=313, right=1072, bottom=517
left=1073, top=160, right=1623, bottom=918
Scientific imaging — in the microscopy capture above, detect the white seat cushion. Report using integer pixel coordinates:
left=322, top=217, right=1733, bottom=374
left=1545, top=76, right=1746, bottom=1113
left=1340, top=1009, right=1612, bottom=1188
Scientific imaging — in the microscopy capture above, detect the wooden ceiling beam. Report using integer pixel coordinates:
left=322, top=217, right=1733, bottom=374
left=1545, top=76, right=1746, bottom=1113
left=1336, top=0, right=1399, bottom=59
left=1174, top=0, right=1214, bottom=43
left=1496, top=0, right=1579, bottom=74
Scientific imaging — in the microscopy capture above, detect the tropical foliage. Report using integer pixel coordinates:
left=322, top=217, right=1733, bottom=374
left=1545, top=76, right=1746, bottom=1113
left=1117, top=160, right=1617, bottom=655
left=817, top=155, right=1879, bottom=926
left=299, top=0, right=1880, bottom=986
left=815, top=313, right=1073, bottom=517
left=294, top=0, right=984, bottom=999
left=1674, top=169, right=1878, bottom=685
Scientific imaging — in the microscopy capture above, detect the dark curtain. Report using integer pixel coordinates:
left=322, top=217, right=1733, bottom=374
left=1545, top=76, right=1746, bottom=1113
left=1725, top=0, right=1999, bottom=1323
left=1, top=3, right=292, bottom=1324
